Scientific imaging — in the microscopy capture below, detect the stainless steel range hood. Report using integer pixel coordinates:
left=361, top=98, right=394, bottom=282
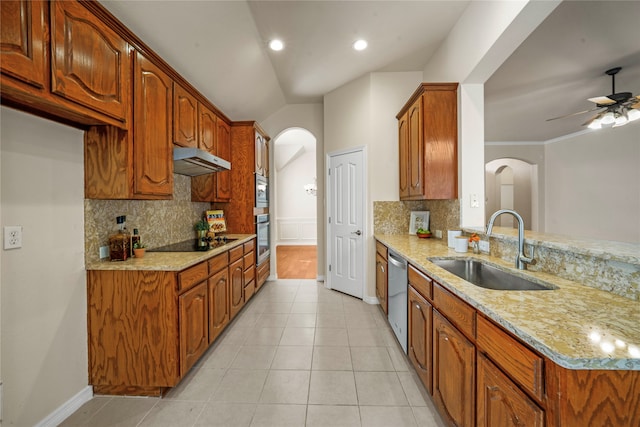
left=173, top=147, right=231, bottom=176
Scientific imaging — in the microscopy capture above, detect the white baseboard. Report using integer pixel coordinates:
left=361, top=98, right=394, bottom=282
left=363, top=295, right=380, bottom=305
left=316, top=275, right=325, bottom=282
left=35, top=386, right=93, bottom=427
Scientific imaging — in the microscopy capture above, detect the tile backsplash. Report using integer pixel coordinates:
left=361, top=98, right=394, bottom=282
left=373, top=199, right=460, bottom=236
left=85, top=174, right=210, bottom=263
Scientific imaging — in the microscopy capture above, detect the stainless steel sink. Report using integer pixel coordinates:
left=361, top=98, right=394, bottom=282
left=428, top=258, right=556, bottom=291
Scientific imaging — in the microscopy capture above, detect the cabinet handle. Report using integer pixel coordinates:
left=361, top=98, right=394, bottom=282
left=381, top=265, right=385, bottom=273
left=415, top=304, right=421, bottom=310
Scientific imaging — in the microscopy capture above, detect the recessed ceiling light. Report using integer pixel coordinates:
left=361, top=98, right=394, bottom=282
left=269, top=39, right=284, bottom=51
left=353, top=39, right=368, bottom=51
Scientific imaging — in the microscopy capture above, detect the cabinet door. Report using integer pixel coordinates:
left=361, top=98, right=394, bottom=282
left=199, top=104, right=217, bottom=154
left=133, top=51, right=173, bottom=197
left=215, top=119, right=232, bottom=200
left=0, top=0, right=47, bottom=89
left=50, top=0, right=129, bottom=121
left=408, top=98, right=424, bottom=198
left=376, top=253, right=388, bottom=314
left=477, top=354, right=544, bottom=427
left=255, top=132, right=265, bottom=175
left=179, top=282, right=208, bottom=376
left=229, top=258, right=244, bottom=320
left=433, top=310, right=475, bottom=427
left=409, top=287, right=432, bottom=394
left=398, top=111, right=410, bottom=199
left=173, top=83, right=198, bottom=148
left=423, top=89, right=458, bottom=199
left=208, top=268, right=230, bottom=344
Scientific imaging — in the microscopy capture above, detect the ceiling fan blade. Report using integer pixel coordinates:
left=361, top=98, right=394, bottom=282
left=546, top=107, right=601, bottom=122
left=588, top=96, right=616, bottom=105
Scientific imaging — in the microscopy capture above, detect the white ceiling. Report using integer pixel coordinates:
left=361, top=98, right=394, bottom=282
left=101, top=0, right=640, bottom=142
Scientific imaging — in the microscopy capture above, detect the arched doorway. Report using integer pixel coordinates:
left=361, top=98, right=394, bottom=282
left=272, top=128, right=317, bottom=279
left=485, top=158, right=539, bottom=231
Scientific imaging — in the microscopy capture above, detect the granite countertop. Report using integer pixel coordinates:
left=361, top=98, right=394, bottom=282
left=86, top=234, right=256, bottom=271
left=375, top=233, right=640, bottom=371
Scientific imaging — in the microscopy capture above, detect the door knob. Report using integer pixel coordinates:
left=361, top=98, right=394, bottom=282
left=351, top=230, right=362, bottom=236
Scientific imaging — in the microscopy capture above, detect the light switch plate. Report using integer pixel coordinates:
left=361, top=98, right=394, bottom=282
left=470, top=193, right=480, bottom=208
left=99, top=246, right=109, bottom=259
left=434, top=230, right=443, bottom=239
left=4, top=226, right=22, bottom=250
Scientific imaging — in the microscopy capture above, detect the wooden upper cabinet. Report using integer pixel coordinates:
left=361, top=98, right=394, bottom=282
left=255, top=131, right=269, bottom=177
left=199, top=104, right=218, bottom=154
left=133, top=51, right=173, bottom=197
left=173, top=83, right=198, bottom=148
left=397, top=83, right=458, bottom=200
left=408, top=98, right=424, bottom=197
left=191, top=118, right=231, bottom=202
left=50, top=0, right=129, bottom=122
left=398, top=111, right=410, bottom=199
left=0, top=0, right=47, bottom=89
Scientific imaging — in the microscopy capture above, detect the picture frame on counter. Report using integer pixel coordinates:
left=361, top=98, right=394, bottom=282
left=409, top=211, right=430, bottom=235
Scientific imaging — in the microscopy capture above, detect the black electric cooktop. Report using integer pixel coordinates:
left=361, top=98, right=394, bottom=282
left=148, top=237, right=236, bottom=252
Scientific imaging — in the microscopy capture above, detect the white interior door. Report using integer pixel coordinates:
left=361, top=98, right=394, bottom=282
left=327, top=149, right=364, bottom=299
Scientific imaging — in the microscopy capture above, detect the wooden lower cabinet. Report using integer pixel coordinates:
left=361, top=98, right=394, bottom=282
left=408, top=286, right=432, bottom=394
left=256, top=258, right=270, bottom=290
left=477, top=354, right=544, bottom=427
left=433, top=309, right=476, bottom=427
left=208, top=268, right=229, bottom=344
left=87, top=241, right=259, bottom=396
left=229, top=257, right=244, bottom=320
left=179, top=282, right=208, bottom=376
left=87, top=270, right=180, bottom=394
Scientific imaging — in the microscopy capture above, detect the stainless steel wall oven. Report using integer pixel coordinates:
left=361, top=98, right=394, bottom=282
left=256, top=214, right=270, bottom=265
left=256, top=174, right=268, bottom=208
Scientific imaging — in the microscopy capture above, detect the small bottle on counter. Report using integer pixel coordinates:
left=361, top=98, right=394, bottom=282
left=130, top=228, right=140, bottom=257
left=109, top=215, right=130, bottom=261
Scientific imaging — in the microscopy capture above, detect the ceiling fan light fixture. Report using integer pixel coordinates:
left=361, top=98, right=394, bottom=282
left=600, top=111, right=616, bottom=125
left=627, top=108, right=640, bottom=122
left=613, top=112, right=628, bottom=127
left=588, top=118, right=602, bottom=130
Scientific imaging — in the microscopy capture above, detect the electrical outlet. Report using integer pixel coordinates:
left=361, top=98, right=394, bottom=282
left=470, top=193, right=480, bottom=208
left=434, top=230, right=443, bottom=239
left=4, top=226, right=23, bottom=249
left=99, top=246, right=109, bottom=259
left=479, top=240, right=490, bottom=253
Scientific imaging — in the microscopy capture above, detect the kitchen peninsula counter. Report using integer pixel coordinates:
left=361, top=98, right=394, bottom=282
left=375, top=233, right=640, bottom=371
left=86, top=234, right=256, bottom=271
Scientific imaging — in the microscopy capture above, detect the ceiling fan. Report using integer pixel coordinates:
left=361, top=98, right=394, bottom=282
left=547, top=67, right=640, bottom=129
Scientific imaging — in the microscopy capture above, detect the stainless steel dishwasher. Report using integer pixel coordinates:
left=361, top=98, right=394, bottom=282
left=387, top=250, right=408, bottom=353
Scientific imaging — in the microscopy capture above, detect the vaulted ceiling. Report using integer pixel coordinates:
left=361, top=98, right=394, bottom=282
left=101, top=1, right=640, bottom=142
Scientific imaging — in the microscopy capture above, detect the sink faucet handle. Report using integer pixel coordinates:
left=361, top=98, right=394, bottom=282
left=520, top=244, right=536, bottom=265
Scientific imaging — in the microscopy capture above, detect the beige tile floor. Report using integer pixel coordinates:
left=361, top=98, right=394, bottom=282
left=61, top=279, right=446, bottom=427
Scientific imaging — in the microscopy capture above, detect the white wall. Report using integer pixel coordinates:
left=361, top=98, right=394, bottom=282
left=544, top=124, right=640, bottom=243
left=324, top=71, right=422, bottom=300
left=0, top=107, right=88, bottom=426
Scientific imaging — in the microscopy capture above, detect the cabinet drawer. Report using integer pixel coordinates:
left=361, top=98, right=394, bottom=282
left=244, top=239, right=255, bottom=254
left=477, top=315, right=544, bottom=400
left=244, top=265, right=255, bottom=284
left=433, top=282, right=475, bottom=339
left=409, top=264, right=432, bottom=301
left=229, top=245, right=244, bottom=262
left=376, top=241, right=388, bottom=259
left=208, top=252, right=228, bottom=275
left=244, top=279, right=255, bottom=301
left=178, top=262, right=208, bottom=293
left=244, top=252, right=255, bottom=270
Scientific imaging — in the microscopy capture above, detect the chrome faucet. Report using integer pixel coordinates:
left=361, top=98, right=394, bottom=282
left=486, top=209, right=535, bottom=270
